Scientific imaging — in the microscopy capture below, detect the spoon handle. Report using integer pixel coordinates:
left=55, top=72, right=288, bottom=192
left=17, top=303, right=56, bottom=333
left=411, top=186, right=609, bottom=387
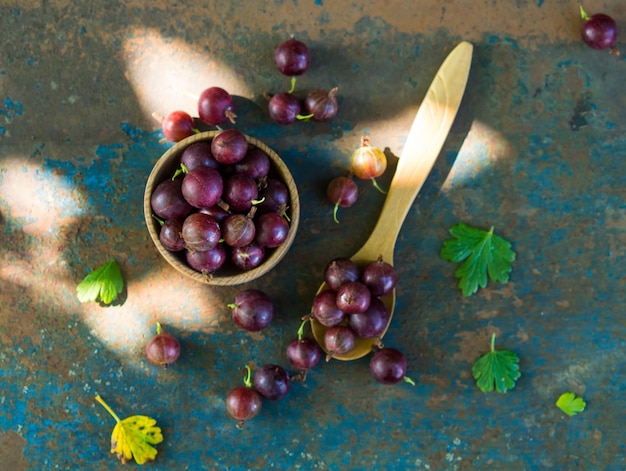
left=353, top=41, right=473, bottom=264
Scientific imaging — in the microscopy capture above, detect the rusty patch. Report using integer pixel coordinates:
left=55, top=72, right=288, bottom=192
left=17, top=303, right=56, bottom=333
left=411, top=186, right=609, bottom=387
left=0, top=431, right=27, bottom=470
left=451, top=326, right=502, bottom=364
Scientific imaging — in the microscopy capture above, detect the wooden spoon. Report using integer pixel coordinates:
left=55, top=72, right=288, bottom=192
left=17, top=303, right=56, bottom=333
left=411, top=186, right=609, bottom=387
left=311, top=41, right=474, bottom=360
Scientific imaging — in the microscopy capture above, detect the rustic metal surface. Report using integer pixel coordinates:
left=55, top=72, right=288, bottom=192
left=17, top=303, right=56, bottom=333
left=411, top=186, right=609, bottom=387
left=1, top=1, right=624, bottom=470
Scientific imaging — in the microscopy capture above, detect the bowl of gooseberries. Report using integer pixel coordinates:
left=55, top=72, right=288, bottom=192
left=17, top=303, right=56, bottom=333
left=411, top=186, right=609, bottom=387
left=144, top=129, right=300, bottom=285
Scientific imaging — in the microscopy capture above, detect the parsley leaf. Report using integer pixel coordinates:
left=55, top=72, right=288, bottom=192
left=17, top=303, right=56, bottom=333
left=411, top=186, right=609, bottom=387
left=440, top=223, right=516, bottom=296
left=556, top=392, right=586, bottom=416
left=472, top=333, right=520, bottom=393
left=76, top=259, right=124, bottom=305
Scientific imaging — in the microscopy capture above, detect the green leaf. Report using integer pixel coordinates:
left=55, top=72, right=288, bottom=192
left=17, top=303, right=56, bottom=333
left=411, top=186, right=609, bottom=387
left=76, top=259, right=124, bottom=305
left=472, top=333, right=520, bottom=393
left=556, top=392, right=586, bottom=416
left=440, top=223, right=516, bottom=296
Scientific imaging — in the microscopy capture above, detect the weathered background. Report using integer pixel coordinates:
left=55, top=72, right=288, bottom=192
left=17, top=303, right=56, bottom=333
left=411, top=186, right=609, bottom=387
left=1, top=1, right=624, bottom=469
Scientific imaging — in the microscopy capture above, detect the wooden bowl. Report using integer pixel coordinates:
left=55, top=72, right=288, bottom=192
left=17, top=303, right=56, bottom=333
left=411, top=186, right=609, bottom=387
left=144, top=131, right=300, bottom=285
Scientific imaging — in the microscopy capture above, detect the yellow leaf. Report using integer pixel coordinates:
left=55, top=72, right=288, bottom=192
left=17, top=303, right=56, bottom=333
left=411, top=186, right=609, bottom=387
left=95, top=394, right=163, bottom=465
left=111, top=415, right=163, bottom=465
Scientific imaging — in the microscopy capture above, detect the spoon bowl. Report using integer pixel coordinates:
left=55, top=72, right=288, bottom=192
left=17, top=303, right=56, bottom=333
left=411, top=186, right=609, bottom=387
left=311, top=41, right=473, bottom=360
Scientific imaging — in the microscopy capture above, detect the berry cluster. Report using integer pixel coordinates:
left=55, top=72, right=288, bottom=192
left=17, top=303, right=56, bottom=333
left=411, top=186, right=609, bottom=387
left=150, top=129, right=294, bottom=278
left=267, top=37, right=339, bottom=125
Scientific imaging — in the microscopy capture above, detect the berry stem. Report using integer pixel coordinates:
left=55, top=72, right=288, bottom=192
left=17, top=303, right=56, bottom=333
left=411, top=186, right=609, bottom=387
left=288, top=76, right=297, bottom=94
left=404, top=376, right=416, bottom=386
left=225, top=110, right=238, bottom=124
left=171, top=163, right=189, bottom=181
left=184, top=89, right=201, bottom=102
left=579, top=5, right=589, bottom=21
left=95, top=394, right=121, bottom=423
left=151, top=112, right=164, bottom=124
left=296, top=319, right=308, bottom=340
left=156, top=322, right=162, bottom=335
left=333, top=203, right=341, bottom=224
left=371, top=178, right=387, bottom=194
left=242, top=365, right=253, bottom=388
left=490, top=332, right=497, bottom=353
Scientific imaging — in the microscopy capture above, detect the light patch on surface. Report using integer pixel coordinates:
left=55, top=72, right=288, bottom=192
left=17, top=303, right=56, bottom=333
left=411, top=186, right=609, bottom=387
left=0, top=155, right=223, bottom=364
left=122, top=27, right=252, bottom=121
left=0, top=157, right=85, bottom=237
left=441, top=120, right=512, bottom=191
left=80, top=271, right=224, bottom=355
left=81, top=301, right=152, bottom=355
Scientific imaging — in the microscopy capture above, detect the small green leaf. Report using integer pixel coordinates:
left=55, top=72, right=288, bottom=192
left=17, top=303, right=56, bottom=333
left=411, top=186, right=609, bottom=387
left=440, top=223, right=516, bottom=296
left=556, top=392, right=586, bottom=416
left=472, top=333, right=521, bottom=393
left=76, top=259, right=124, bottom=305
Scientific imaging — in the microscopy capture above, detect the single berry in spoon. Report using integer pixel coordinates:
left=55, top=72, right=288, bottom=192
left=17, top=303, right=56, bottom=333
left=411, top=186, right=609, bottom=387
left=348, top=297, right=390, bottom=341
left=324, top=325, right=356, bottom=361
left=361, top=255, right=397, bottom=297
left=311, top=289, right=346, bottom=327
left=336, top=281, right=371, bottom=314
left=323, top=257, right=360, bottom=291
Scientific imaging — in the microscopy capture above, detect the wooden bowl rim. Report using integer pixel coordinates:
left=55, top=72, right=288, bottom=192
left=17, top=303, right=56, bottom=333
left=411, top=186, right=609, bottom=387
left=143, top=130, right=300, bottom=286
